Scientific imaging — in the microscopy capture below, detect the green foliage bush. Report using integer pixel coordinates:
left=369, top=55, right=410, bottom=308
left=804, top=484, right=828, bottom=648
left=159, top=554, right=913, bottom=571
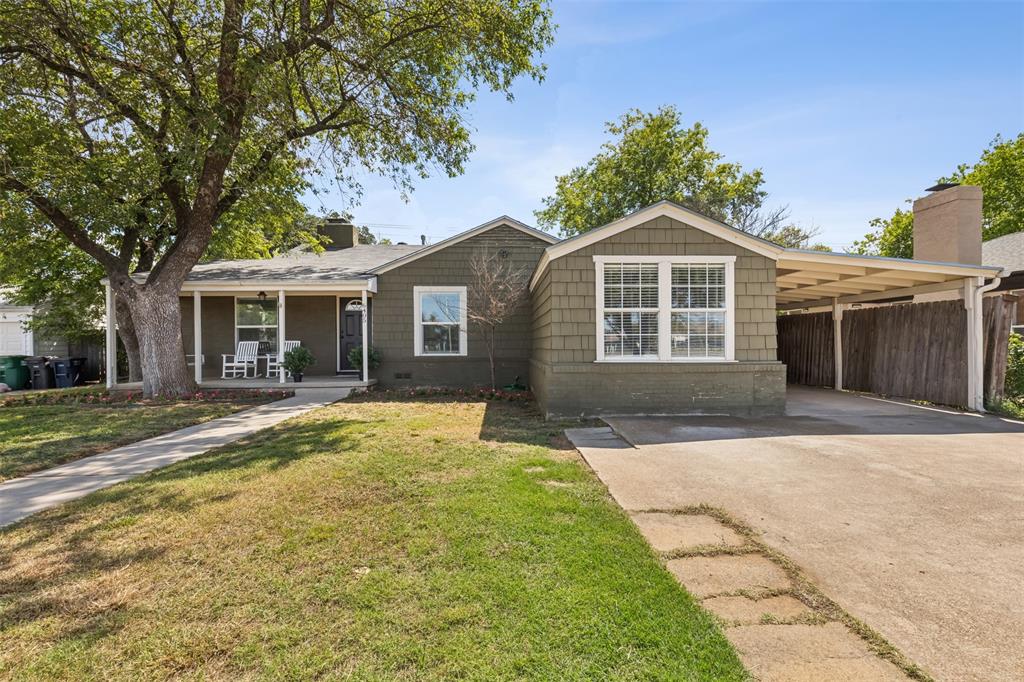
left=347, top=345, right=382, bottom=370
left=1005, top=332, right=1024, bottom=398
left=282, top=346, right=315, bottom=374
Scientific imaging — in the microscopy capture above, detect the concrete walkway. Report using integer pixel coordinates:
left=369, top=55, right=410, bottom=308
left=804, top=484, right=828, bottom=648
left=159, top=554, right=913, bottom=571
left=0, top=388, right=349, bottom=528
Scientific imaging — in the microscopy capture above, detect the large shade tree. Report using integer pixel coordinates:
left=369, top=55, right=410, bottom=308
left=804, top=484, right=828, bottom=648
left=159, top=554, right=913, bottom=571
left=535, top=106, right=826, bottom=249
left=0, top=0, right=553, bottom=396
left=851, top=133, right=1023, bottom=258
left=0, top=165, right=319, bottom=381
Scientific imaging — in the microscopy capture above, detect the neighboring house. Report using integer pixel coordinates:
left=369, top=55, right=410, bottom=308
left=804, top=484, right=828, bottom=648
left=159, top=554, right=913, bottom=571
left=103, top=190, right=1002, bottom=416
left=0, top=291, right=34, bottom=356
left=982, top=231, right=1024, bottom=334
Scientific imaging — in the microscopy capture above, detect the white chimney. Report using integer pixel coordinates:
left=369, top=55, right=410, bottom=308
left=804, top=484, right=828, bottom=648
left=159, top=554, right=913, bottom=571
left=912, top=184, right=982, bottom=265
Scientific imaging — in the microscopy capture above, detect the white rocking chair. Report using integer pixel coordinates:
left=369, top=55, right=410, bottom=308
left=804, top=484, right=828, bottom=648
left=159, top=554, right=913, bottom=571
left=267, top=340, right=301, bottom=380
left=222, top=341, right=261, bottom=379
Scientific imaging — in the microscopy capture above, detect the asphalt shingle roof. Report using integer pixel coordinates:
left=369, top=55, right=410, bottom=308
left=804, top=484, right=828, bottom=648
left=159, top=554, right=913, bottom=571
left=182, top=244, right=424, bottom=281
left=982, top=232, right=1024, bottom=275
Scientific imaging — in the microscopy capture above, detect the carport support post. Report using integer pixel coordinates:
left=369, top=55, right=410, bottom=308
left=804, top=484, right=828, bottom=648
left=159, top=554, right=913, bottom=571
left=105, top=282, right=116, bottom=389
left=964, top=277, right=984, bottom=412
left=193, top=291, right=202, bottom=385
left=832, top=298, right=844, bottom=391
left=278, top=290, right=286, bottom=384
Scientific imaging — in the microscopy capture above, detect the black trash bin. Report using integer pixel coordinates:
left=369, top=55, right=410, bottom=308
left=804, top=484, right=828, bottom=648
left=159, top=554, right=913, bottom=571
left=52, top=357, right=87, bottom=388
left=25, top=356, right=55, bottom=390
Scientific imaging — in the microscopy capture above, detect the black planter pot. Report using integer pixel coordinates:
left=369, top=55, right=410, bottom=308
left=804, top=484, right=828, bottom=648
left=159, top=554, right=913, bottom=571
left=293, top=372, right=304, bottom=383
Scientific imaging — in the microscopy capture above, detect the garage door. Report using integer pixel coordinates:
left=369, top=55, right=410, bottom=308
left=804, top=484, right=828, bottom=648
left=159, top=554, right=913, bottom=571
left=0, top=320, right=30, bottom=355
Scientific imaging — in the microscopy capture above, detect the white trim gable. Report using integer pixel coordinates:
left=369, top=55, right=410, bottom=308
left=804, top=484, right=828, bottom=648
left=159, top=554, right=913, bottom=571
left=530, top=201, right=782, bottom=291
left=373, top=216, right=558, bottom=275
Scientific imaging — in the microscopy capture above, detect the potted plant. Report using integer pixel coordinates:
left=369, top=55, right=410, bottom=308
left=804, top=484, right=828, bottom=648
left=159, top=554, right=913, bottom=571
left=347, top=345, right=382, bottom=371
left=282, top=346, right=315, bottom=382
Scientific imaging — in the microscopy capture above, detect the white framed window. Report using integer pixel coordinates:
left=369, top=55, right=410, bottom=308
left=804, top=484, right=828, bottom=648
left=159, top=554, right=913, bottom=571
left=595, top=255, right=735, bottom=363
left=235, top=296, right=278, bottom=354
left=414, top=286, right=467, bottom=357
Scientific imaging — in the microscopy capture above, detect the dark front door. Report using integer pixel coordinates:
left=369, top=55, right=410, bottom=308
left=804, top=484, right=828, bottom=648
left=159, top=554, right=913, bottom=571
left=339, top=298, right=364, bottom=372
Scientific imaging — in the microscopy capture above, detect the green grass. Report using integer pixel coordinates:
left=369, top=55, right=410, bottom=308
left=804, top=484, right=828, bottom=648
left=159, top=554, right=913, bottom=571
left=0, top=400, right=262, bottom=482
left=0, top=396, right=745, bottom=681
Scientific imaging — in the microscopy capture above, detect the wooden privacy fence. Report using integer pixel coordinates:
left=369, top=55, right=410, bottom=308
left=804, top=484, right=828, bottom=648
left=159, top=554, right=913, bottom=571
left=778, top=296, right=1018, bottom=408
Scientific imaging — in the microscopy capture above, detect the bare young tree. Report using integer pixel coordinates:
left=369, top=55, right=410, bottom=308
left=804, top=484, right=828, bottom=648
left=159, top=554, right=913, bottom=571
left=466, top=248, right=530, bottom=390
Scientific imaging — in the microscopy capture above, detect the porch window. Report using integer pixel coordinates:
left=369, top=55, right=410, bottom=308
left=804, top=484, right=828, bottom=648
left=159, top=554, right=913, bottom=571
left=236, top=297, right=278, bottom=354
left=414, top=286, right=467, bottom=356
left=595, top=256, right=735, bottom=362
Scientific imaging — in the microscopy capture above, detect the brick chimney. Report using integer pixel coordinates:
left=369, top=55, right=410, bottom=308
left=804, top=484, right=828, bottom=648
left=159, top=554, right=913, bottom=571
left=320, top=217, right=359, bottom=250
left=912, top=184, right=982, bottom=264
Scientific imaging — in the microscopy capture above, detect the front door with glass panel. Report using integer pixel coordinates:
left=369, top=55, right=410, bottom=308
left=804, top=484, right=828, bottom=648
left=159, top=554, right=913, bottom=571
left=339, top=298, right=363, bottom=372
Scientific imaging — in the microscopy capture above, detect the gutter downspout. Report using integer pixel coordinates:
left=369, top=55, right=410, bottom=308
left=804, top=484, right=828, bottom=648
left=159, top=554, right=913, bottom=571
left=967, top=275, right=1002, bottom=412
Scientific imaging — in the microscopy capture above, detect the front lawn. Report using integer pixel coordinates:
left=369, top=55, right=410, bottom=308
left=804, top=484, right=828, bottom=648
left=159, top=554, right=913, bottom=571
left=0, top=395, right=745, bottom=680
left=0, top=389, right=287, bottom=482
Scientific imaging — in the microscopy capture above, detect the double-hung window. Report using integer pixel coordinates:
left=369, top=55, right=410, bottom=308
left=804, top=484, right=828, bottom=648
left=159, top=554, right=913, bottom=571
left=235, top=297, right=278, bottom=354
left=414, top=286, right=467, bottom=356
left=595, top=256, right=735, bottom=362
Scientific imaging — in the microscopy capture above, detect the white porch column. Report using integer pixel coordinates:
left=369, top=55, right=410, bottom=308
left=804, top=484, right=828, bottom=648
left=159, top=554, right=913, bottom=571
left=832, top=298, right=844, bottom=391
left=361, top=289, right=369, bottom=383
left=105, top=282, right=116, bottom=389
left=193, top=291, right=203, bottom=385
left=964, top=276, right=985, bottom=411
left=278, top=289, right=286, bottom=383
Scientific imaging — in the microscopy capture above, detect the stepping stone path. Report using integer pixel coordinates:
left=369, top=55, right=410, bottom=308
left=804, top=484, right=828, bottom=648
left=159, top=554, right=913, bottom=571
left=628, top=509, right=910, bottom=680
left=564, top=425, right=918, bottom=680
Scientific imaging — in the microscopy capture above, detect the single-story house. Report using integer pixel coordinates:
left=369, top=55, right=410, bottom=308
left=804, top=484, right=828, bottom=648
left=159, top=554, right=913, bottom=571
left=102, top=188, right=1005, bottom=417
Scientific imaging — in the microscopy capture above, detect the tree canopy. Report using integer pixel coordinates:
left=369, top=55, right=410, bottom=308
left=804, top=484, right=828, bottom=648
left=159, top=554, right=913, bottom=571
left=0, top=0, right=554, bottom=395
left=534, top=106, right=825, bottom=249
left=851, top=133, right=1023, bottom=258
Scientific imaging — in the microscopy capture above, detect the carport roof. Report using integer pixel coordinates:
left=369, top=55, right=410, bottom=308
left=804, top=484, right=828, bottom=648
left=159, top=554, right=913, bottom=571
left=775, top=249, right=1002, bottom=309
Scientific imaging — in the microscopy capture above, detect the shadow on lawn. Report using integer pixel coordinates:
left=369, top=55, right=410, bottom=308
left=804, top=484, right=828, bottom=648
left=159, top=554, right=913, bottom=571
left=0, top=415, right=363, bottom=643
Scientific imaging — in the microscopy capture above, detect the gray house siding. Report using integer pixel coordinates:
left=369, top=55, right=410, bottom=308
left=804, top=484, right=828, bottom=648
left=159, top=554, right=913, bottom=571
left=180, top=295, right=338, bottom=377
left=530, top=215, right=785, bottom=418
left=372, top=224, right=549, bottom=388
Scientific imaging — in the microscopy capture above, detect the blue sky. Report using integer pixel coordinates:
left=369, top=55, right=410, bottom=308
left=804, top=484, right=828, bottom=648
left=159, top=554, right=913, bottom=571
left=308, top=0, right=1024, bottom=250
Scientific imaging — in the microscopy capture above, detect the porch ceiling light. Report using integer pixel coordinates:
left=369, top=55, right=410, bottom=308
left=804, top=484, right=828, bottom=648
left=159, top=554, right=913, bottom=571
left=257, top=291, right=267, bottom=301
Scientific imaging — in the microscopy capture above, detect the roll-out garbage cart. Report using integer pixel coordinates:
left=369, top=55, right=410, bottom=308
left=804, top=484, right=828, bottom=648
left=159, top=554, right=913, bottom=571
left=52, top=357, right=87, bottom=388
left=0, top=355, right=30, bottom=390
left=25, top=356, right=55, bottom=390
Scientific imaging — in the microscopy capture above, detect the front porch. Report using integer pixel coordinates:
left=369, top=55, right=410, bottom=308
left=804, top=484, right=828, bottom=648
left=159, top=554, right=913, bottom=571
left=104, top=278, right=378, bottom=389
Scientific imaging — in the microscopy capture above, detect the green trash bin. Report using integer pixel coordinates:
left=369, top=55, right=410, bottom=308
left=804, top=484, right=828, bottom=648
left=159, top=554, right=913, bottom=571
left=0, top=355, right=30, bottom=390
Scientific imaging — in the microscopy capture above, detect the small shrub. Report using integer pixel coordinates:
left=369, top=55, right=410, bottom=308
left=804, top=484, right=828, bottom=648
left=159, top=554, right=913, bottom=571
left=1005, top=332, right=1024, bottom=399
left=282, top=346, right=315, bottom=375
left=347, top=345, right=382, bottom=370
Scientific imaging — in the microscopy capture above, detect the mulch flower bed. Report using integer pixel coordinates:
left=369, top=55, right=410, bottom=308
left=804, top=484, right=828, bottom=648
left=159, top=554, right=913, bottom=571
left=1, top=387, right=294, bottom=408
left=358, top=386, right=534, bottom=403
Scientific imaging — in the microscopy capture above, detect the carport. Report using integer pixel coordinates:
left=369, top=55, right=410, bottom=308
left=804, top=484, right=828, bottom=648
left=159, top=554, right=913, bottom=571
left=773, top=249, right=1005, bottom=411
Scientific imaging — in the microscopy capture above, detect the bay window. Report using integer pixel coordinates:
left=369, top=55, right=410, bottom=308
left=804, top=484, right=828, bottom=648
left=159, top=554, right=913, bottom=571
left=595, top=256, right=735, bottom=362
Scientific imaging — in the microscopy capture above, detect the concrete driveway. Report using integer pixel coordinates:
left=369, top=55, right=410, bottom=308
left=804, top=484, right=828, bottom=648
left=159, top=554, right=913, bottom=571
left=581, top=386, right=1024, bottom=682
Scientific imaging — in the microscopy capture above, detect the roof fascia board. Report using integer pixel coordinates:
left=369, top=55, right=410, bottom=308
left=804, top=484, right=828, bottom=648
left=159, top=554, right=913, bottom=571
left=178, top=278, right=376, bottom=292
left=371, top=216, right=557, bottom=275
left=778, top=250, right=1003, bottom=278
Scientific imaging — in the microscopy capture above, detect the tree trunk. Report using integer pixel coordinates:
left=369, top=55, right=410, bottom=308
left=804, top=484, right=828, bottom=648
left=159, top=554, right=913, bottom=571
left=119, top=284, right=195, bottom=397
left=486, top=326, right=497, bottom=390
left=115, top=297, right=143, bottom=382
